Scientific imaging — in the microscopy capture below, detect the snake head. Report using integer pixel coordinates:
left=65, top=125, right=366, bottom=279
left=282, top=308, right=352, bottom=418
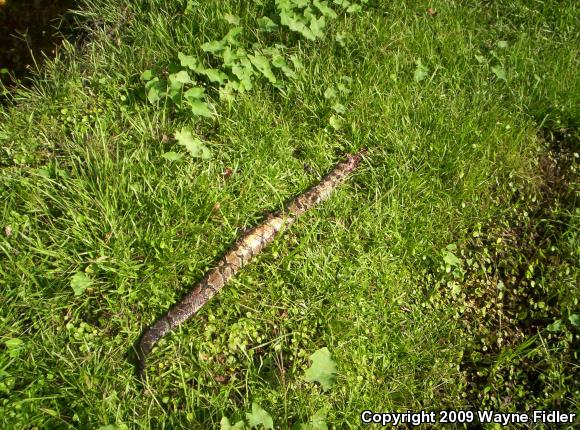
left=346, top=150, right=365, bottom=170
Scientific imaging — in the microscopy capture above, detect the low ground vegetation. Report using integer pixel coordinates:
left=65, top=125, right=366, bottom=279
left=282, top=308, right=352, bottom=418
left=0, top=0, right=578, bottom=428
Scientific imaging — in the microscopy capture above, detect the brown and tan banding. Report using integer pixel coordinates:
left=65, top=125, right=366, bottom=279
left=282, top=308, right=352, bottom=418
left=137, top=152, right=362, bottom=377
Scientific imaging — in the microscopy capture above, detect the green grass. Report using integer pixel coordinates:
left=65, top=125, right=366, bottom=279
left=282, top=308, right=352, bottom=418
left=0, top=0, right=578, bottom=428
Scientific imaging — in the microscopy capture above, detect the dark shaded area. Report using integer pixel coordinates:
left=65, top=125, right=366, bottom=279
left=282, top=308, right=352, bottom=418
left=426, top=125, right=578, bottom=412
left=461, top=127, right=578, bottom=407
left=0, top=0, right=77, bottom=85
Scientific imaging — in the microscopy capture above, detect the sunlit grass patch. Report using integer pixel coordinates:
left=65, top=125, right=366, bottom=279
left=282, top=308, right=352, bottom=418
left=0, top=0, right=578, bottom=428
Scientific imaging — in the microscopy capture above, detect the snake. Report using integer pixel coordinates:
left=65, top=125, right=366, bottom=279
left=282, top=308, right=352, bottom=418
left=137, top=152, right=363, bottom=378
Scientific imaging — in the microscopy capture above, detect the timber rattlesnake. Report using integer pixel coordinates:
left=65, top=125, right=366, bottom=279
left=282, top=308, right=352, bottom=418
left=137, top=152, right=362, bottom=377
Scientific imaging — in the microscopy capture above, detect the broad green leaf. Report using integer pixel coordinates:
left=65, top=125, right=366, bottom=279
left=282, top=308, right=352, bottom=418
left=223, top=13, right=240, bottom=25
left=238, top=76, right=254, bottom=92
left=235, top=47, right=249, bottom=58
left=303, top=347, right=337, bottom=391
left=277, top=0, right=296, bottom=8
left=279, top=66, right=297, bottom=79
left=220, top=416, right=245, bottom=430
left=547, top=319, right=563, bottom=332
left=303, top=5, right=316, bottom=21
left=174, top=128, right=211, bottom=159
left=270, top=54, right=296, bottom=79
left=245, top=403, right=273, bottom=429
left=443, top=251, right=461, bottom=267
left=4, top=337, right=24, bottom=349
left=5, top=338, right=23, bottom=358
left=186, top=99, right=214, bottom=118
left=184, top=87, right=205, bottom=100
left=71, top=272, right=92, bottom=296
left=288, top=0, right=310, bottom=10
left=167, top=85, right=182, bottom=105
left=168, top=71, right=191, bottom=86
left=324, top=86, right=337, bottom=99
left=232, top=64, right=254, bottom=81
left=491, top=66, right=507, bottom=81
left=280, top=10, right=316, bottom=40
left=161, top=151, right=184, bottom=162
left=223, top=27, right=243, bottom=45
left=270, top=55, right=287, bottom=69
left=145, top=77, right=166, bottom=103
left=140, top=69, right=154, bottom=81
left=569, top=314, right=580, bottom=327
left=232, top=60, right=255, bottom=91
left=328, top=114, right=343, bottom=131
left=337, top=82, right=351, bottom=94
left=314, top=0, right=338, bottom=18
left=413, top=61, right=429, bottom=82
left=200, top=68, right=228, bottom=85
left=346, top=3, right=362, bottom=13
left=168, top=61, right=184, bottom=74
left=301, top=408, right=328, bottom=430
left=497, top=40, right=509, bottom=49
left=294, top=24, right=316, bottom=41
left=258, top=16, right=278, bottom=31
left=332, top=103, right=346, bottom=114
left=222, top=47, right=243, bottom=67
left=309, top=15, right=326, bottom=38
left=201, top=39, right=226, bottom=53
left=98, top=425, right=129, bottom=430
left=224, top=81, right=240, bottom=92
left=240, top=55, right=254, bottom=74
left=249, top=54, right=277, bottom=84
left=178, top=52, right=200, bottom=71
left=36, top=168, right=51, bottom=178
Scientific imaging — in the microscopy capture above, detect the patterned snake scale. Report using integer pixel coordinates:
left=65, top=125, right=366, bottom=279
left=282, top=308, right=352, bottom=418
left=137, top=152, right=362, bottom=377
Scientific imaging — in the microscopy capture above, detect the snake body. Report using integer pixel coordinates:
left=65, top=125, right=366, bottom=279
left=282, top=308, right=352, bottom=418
left=137, top=152, right=362, bottom=376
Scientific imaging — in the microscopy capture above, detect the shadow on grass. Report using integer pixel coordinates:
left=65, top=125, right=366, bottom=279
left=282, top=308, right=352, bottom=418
left=0, top=0, right=78, bottom=86
left=437, top=124, right=578, bottom=411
